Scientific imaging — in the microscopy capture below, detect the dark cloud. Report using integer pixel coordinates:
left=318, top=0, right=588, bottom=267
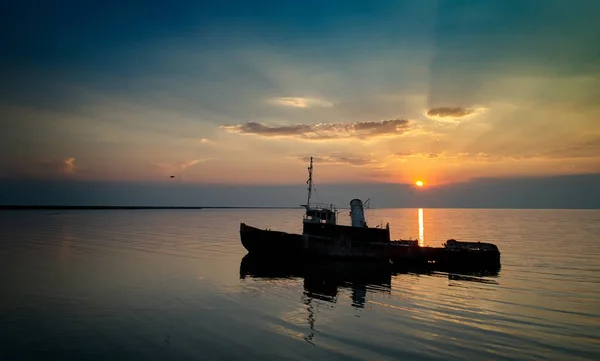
left=221, top=119, right=410, bottom=140
left=426, top=107, right=476, bottom=118
left=222, top=122, right=312, bottom=137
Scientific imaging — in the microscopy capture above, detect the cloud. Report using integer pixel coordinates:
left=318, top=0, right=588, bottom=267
left=155, top=159, right=206, bottom=176
left=267, top=97, right=333, bottom=108
left=424, top=107, right=487, bottom=121
left=62, top=157, right=76, bottom=174
left=392, top=151, right=521, bottom=163
left=179, top=160, right=201, bottom=171
left=298, top=155, right=375, bottom=166
left=540, top=136, right=600, bottom=159
left=393, top=151, right=442, bottom=159
left=6, top=157, right=80, bottom=179
left=393, top=135, right=600, bottom=163
left=427, top=107, right=474, bottom=118
left=221, top=119, right=410, bottom=140
left=37, top=157, right=76, bottom=176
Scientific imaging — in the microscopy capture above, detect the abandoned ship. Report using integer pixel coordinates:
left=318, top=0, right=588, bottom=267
left=239, top=157, right=501, bottom=268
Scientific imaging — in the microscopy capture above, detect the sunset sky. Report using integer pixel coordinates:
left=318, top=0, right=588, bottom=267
left=2, top=0, right=599, bottom=207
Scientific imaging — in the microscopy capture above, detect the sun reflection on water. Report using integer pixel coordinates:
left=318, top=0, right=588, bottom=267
left=418, top=208, right=425, bottom=247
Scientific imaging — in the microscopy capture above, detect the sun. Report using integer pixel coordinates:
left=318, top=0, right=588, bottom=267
left=415, top=180, right=424, bottom=187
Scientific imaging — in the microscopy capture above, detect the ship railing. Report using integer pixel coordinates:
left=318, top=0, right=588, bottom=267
left=306, top=203, right=337, bottom=212
left=374, top=220, right=390, bottom=229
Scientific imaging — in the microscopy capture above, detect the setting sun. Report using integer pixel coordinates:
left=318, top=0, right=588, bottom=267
left=415, top=180, right=424, bottom=187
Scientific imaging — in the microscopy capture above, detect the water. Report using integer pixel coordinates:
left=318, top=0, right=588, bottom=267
left=1, top=208, right=599, bottom=360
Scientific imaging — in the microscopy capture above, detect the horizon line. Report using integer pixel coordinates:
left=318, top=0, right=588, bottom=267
left=1, top=205, right=598, bottom=211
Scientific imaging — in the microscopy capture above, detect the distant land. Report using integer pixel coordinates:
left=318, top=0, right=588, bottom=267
left=0, top=205, right=301, bottom=210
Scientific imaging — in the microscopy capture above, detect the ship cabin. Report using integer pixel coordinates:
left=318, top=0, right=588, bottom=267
left=444, top=239, right=499, bottom=252
left=303, top=203, right=337, bottom=225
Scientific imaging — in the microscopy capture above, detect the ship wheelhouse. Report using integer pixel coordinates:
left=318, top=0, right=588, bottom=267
left=303, top=203, right=337, bottom=225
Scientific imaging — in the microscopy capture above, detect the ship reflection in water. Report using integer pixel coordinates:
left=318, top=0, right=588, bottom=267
left=239, top=255, right=500, bottom=307
left=239, top=254, right=500, bottom=344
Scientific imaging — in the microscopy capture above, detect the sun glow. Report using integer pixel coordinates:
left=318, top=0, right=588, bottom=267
left=415, top=180, right=424, bottom=187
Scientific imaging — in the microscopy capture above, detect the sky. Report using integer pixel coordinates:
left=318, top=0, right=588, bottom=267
left=1, top=0, right=600, bottom=207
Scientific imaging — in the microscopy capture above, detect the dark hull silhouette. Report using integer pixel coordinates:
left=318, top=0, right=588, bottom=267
left=240, top=222, right=501, bottom=268
left=239, top=223, right=303, bottom=257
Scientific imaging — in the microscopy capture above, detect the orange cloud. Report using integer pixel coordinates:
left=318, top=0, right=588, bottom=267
left=541, top=135, right=600, bottom=159
left=155, top=159, right=206, bottom=176
left=62, top=157, right=76, bottom=174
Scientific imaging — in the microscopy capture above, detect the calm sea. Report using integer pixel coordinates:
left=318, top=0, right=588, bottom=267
left=1, top=208, right=599, bottom=361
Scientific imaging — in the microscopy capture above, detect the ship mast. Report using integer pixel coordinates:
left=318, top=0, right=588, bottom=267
left=306, top=156, right=313, bottom=207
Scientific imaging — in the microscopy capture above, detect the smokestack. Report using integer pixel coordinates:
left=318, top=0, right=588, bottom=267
left=349, top=199, right=367, bottom=227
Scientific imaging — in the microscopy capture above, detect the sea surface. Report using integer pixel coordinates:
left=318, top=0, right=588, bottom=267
left=1, top=208, right=599, bottom=361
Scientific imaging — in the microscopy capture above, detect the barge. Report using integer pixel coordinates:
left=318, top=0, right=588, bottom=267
left=239, top=157, right=501, bottom=268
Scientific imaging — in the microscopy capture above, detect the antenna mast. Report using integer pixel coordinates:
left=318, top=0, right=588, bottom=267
left=306, top=156, right=313, bottom=206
